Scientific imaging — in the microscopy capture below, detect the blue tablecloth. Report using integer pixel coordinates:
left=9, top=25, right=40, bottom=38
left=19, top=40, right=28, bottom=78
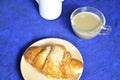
left=0, top=0, right=119, bottom=80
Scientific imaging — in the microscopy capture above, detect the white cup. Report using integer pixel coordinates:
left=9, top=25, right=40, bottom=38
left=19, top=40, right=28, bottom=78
left=36, top=0, right=64, bottom=20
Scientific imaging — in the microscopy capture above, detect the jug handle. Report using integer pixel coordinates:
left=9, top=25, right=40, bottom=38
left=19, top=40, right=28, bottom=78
left=36, top=0, right=39, bottom=4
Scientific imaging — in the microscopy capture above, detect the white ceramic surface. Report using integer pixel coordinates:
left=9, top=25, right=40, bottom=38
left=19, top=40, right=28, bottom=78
left=36, top=0, right=64, bottom=20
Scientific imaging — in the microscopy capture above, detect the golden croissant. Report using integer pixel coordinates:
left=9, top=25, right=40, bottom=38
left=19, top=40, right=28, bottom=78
left=24, top=44, right=83, bottom=79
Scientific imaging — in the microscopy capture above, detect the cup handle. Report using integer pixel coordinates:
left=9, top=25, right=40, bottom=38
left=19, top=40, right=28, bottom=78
left=99, top=25, right=112, bottom=35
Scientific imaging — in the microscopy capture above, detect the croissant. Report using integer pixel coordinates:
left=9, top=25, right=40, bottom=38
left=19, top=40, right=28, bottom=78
left=24, top=44, right=83, bottom=79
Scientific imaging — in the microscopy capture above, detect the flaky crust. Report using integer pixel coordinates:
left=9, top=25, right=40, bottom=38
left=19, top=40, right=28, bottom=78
left=24, top=44, right=83, bottom=79
left=32, top=46, right=51, bottom=71
left=24, top=46, right=44, bottom=64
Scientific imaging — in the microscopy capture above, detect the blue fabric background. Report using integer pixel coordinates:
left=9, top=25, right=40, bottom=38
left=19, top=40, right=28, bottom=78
left=0, top=0, right=120, bottom=80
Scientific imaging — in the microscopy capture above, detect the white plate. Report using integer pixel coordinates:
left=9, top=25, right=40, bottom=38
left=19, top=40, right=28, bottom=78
left=20, top=38, right=84, bottom=80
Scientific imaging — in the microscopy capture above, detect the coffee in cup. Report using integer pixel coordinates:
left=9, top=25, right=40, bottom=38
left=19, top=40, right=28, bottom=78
left=71, top=7, right=111, bottom=39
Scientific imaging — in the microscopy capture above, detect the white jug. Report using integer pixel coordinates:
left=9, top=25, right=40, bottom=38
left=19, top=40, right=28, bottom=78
left=36, top=0, right=64, bottom=20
